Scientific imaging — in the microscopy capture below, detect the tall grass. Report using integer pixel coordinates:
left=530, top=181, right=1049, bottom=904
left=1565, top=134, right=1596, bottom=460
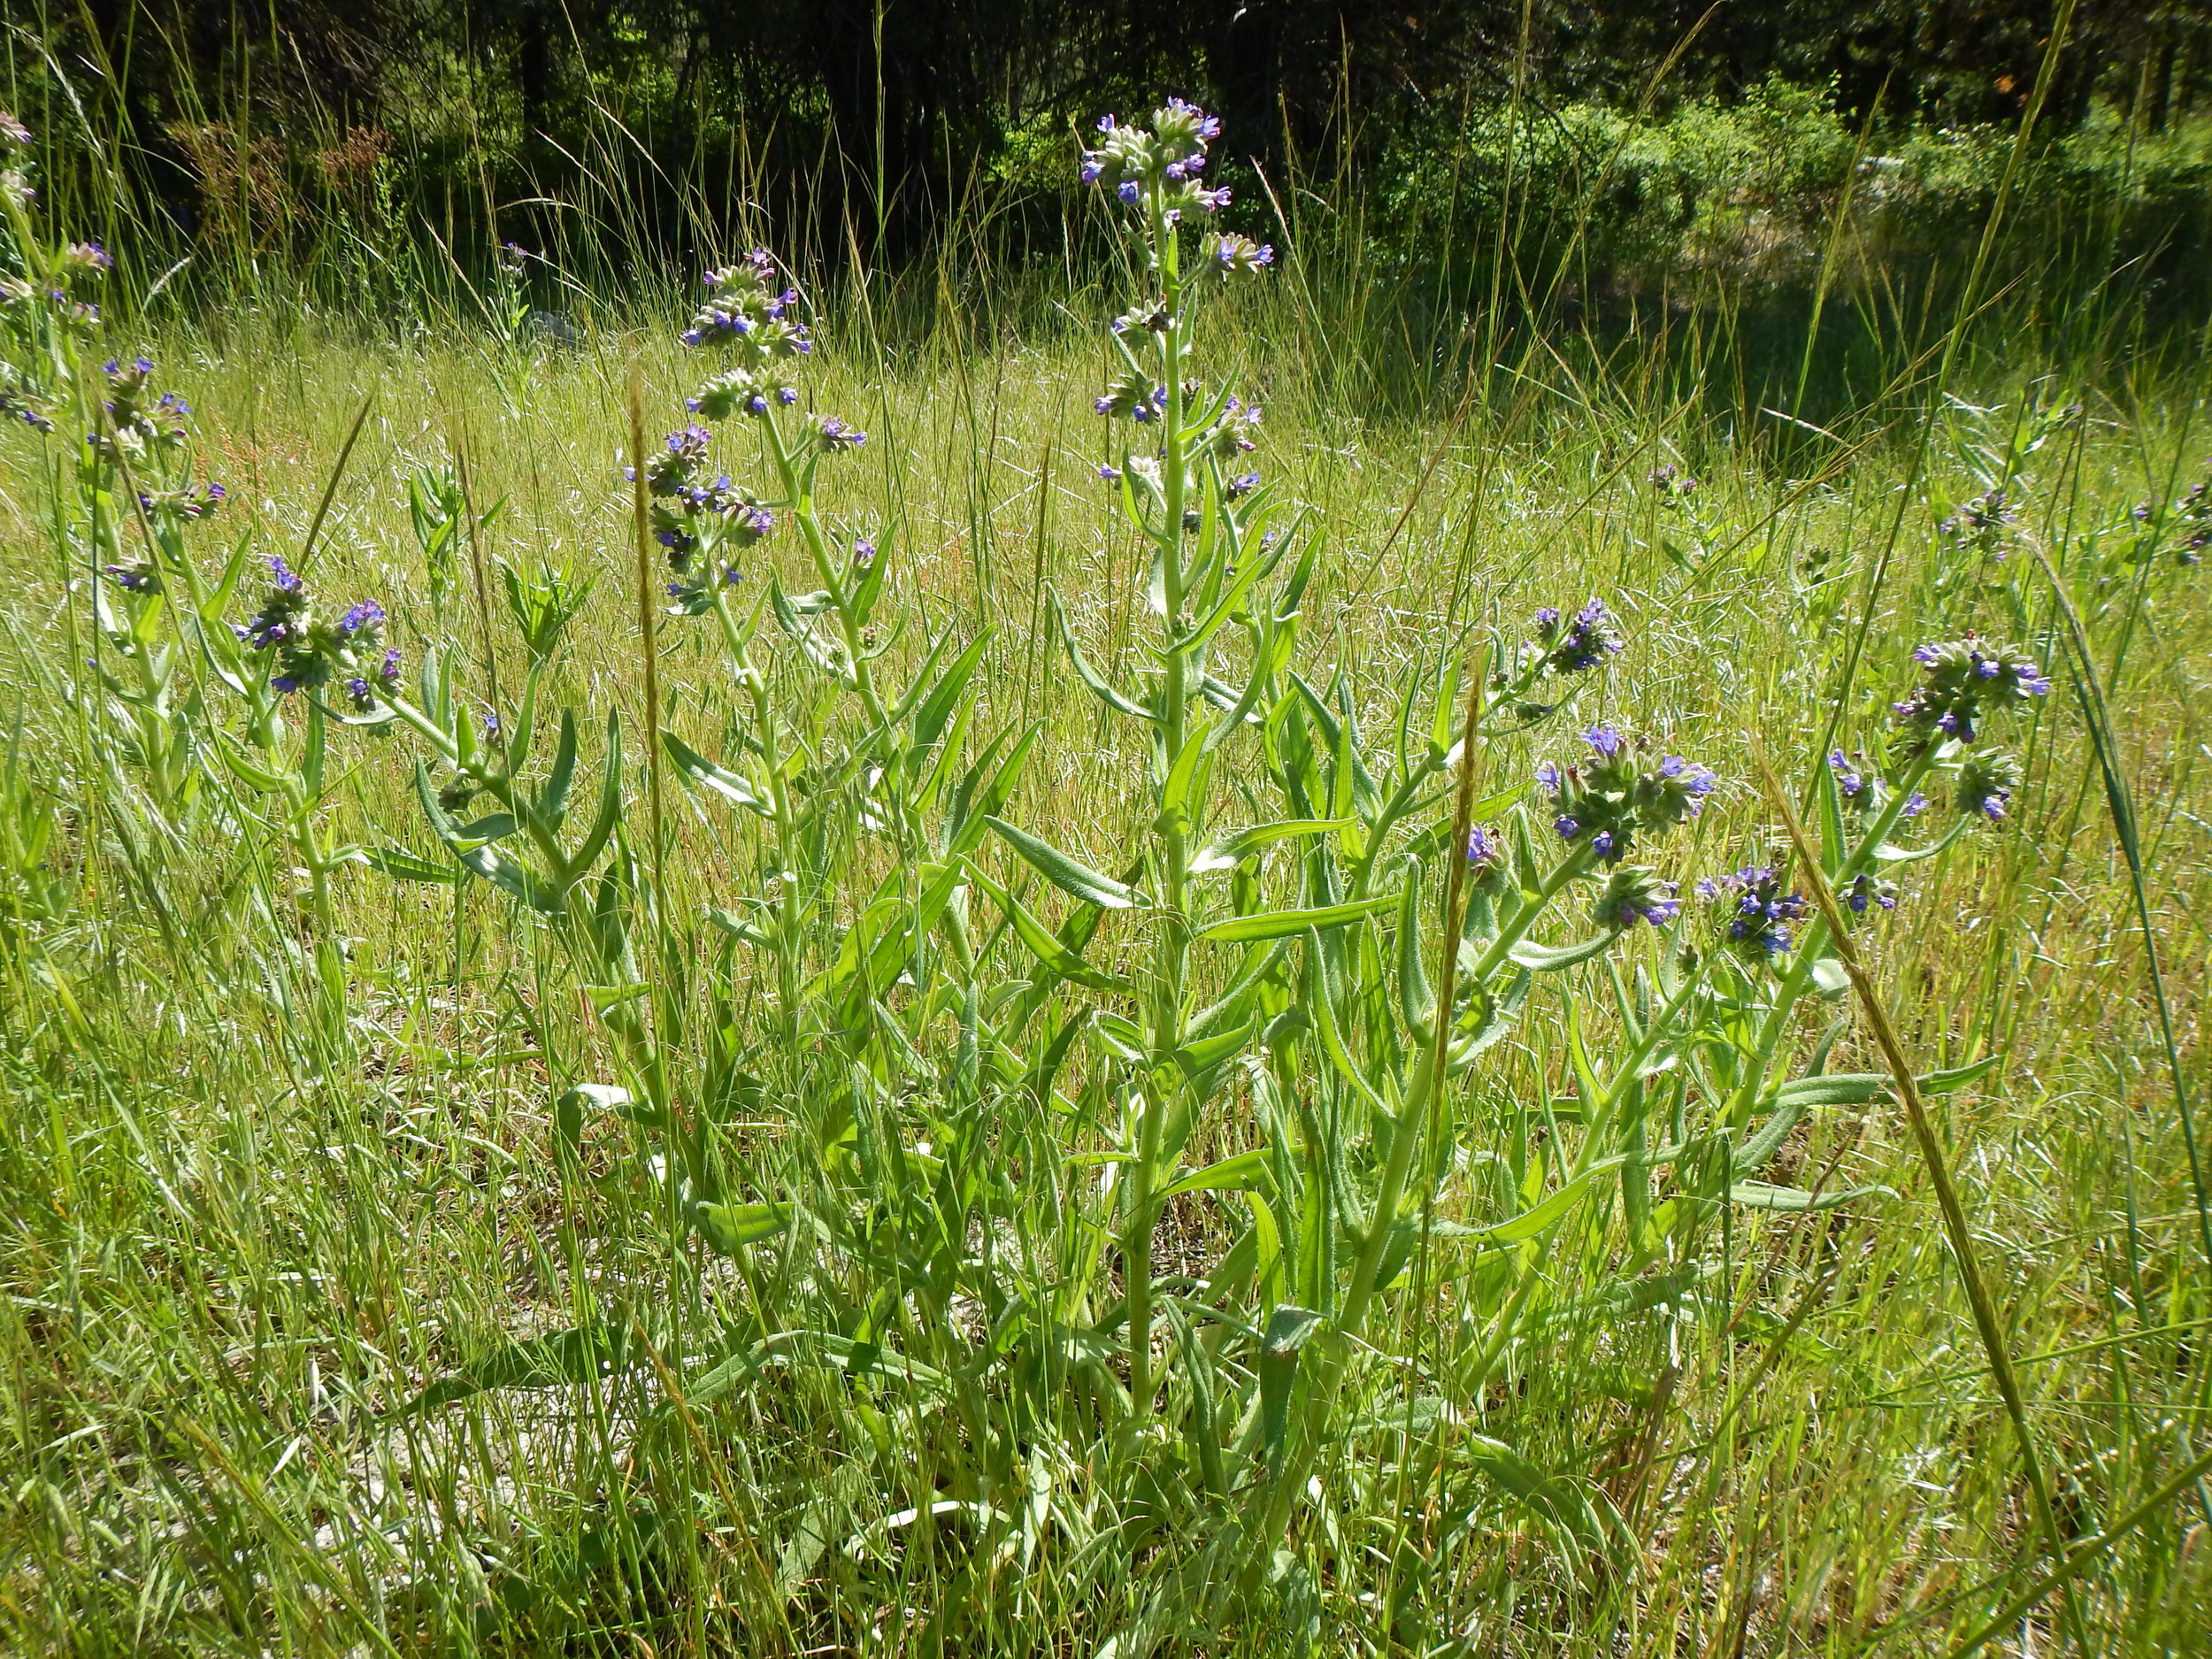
left=2, top=86, right=2211, bottom=1659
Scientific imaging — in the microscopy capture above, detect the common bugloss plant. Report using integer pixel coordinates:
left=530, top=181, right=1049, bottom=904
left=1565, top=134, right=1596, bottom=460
left=1697, top=865, right=1810, bottom=960
left=1891, top=634, right=2050, bottom=744
left=1939, top=486, right=2017, bottom=558
left=1536, top=724, right=1718, bottom=864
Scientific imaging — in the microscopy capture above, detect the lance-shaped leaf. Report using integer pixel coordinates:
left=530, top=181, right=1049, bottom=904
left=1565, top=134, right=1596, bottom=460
left=563, top=710, right=626, bottom=878
left=539, top=709, right=580, bottom=825
left=1188, top=818, right=1355, bottom=876
left=1194, top=893, right=1395, bottom=943
left=1165, top=525, right=1294, bottom=656
left=367, top=847, right=458, bottom=885
left=212, top=733, right=290, bottom=793
left=695, top=1200, right=794, bottom=1254
left=911, top=629, right=992, bottom=752
left=969, top=866, right=1133, bottom=992
left=1050, top=588, right=1155, bottom=722
left=942, top=720, right=1039, bottom=859
left=983, top=816, right=1137, bottom=909
left=1259, top=1304, right=1325, bottom=1462
left=1508, top=933, right=1618, bottom=972
left=451, top=812, right=518, bottom=844
left=1773, top=1072, right=1887, bottom=1108
left=1727, top=1180, right=1894, bottom=1211
left=1453, top=1157, right=1629, bottom=1245
left=664, top=728, right=767, bottom=814
left=403, top=1322, right=635, bottom=1413
left=1158, top=1147, right=1273, bottom=1199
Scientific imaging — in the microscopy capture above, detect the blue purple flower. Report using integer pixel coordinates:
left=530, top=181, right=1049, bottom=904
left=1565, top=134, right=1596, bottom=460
left=1891, top=635, right=2050, bottom=745
left=1697, top=865, right=1809, bottom=960
left=1594, top=868, right=1681, bottom=930
left=1527, top=598, right=1625, bottom=675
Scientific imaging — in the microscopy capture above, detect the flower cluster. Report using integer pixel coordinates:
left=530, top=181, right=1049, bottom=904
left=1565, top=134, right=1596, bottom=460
left=815, top=415, right=867, bottom=453
left=137, top=480, right=227, bottom=522
left=1196, top=395, right=1263, bottom=463
left=104, top=559, right=159, bottom=595
left=1938, top=487, right=2017, bottom=557
left=676, top=252, right=818, bottom=432
left=1080, top=100, right=1247, bottom=227
left=345, top=647, right=405, bottom=713
left=1593, top=866, right=1681, bottom=931
left=627, top=424, right=773, bottom=605
left=1464, top=825, right=1508, bottom=886
left=1890, top=634, right=2050, bottom=744
left=0, top=359, right=55, bottom=432
left=2170, top=478, right=2209, bottom=566
left=1, top=121, right=111, bottom=431
left=1525, top=599, right=1625, bottom=676
left=234, top=557, right=396, bottom=699
left=651, top=248, right=868, bottom=597
left=680, top=250, right=810, bottom=357
left=1094, top=368, right=1164, bottom=423
left=1844, top=872, right=1899, bottom=915
left=1828, top=749, right=1927, bottom=821
left=1953, top=749, right=2024, bottom=821
left=1, top=111, right=33, bottom=206
left=1696, top=865, right=1809, bottom=960
left=1650, top=463, right=1698, bottom=507
left=689, top=368, right=801, bottom=422
left=1205, top=233, right=1274, bottom=277
left=1536, top=725, right=1718, bottom=864
left=88, top=357, right=194, bottom=461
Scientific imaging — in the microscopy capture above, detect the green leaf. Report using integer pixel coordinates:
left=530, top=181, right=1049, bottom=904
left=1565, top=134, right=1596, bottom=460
left=664, top=729, right=765, bottom=814
left=1453, top=1434, right=1611, bottom=1552
left=1458, top=1161, right=1623, bottom=1244
left=403, top=1323, right=634, bottom=1413
left=1167, top=525, right=1293, bottom=654
left=1923, top=1055, right=2000, bottom=1094
left=943, top=720, right=1040, bottom=860
left=1161, top=723, right=1211, bottom=818
left=1173, top=1023, right=1254, bottom=1079
left=1158, top=1148, right=1273, bottom=1199
left=451, top=812, right=517, bottom=844
left=367, top=847, right=458, bottom=885
left=1188, top=818, right=1355, bottom=876
left=1259, top=1304, right=1325, bottom=1461
left=1194, top=893, right=1396, bottom=943
left=540, top=709, right=580, bottom=824
left=1091, top=1011, right=1148, bottom=1064
left=968, top=866, right=1133, bottom=993
left=1775, top=1073, right=1886, bottom=1107
left=1050, top=588, right=1154, bottom=722
left=704, top=906, right=774, bottom=949
left=912, top=630, right=991, bottom=751
left=1728, top=1180, right=1893, bottom=1211
left=695, top=1200, right=794, bottom=1253
left=1508, top=934, right=1617, bottom=972
left=212, top=733, right=290, bottom=793
left=554, top=1083, right=631, bottom=1158
left=565, top=711, right=625, bottom=876
left=983, top=816, right=1137, bottom=909
left=584, top=983, right=650, bottom=1014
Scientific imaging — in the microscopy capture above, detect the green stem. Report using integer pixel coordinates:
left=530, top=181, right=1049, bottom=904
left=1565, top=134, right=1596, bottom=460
left=1126, top=204, right=1193, bottom=1429
left=711, top=589, right=806, bottom=1038
left=1723, top=743, right=1945, bottom=1128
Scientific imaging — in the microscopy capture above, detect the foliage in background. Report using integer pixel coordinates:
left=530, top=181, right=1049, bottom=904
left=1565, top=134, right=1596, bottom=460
left=6, top=0, right=2212, bottom=331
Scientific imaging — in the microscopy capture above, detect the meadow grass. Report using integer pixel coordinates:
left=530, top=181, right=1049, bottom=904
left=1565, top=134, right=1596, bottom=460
left=2, top=158, right=2211, bottom=1656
